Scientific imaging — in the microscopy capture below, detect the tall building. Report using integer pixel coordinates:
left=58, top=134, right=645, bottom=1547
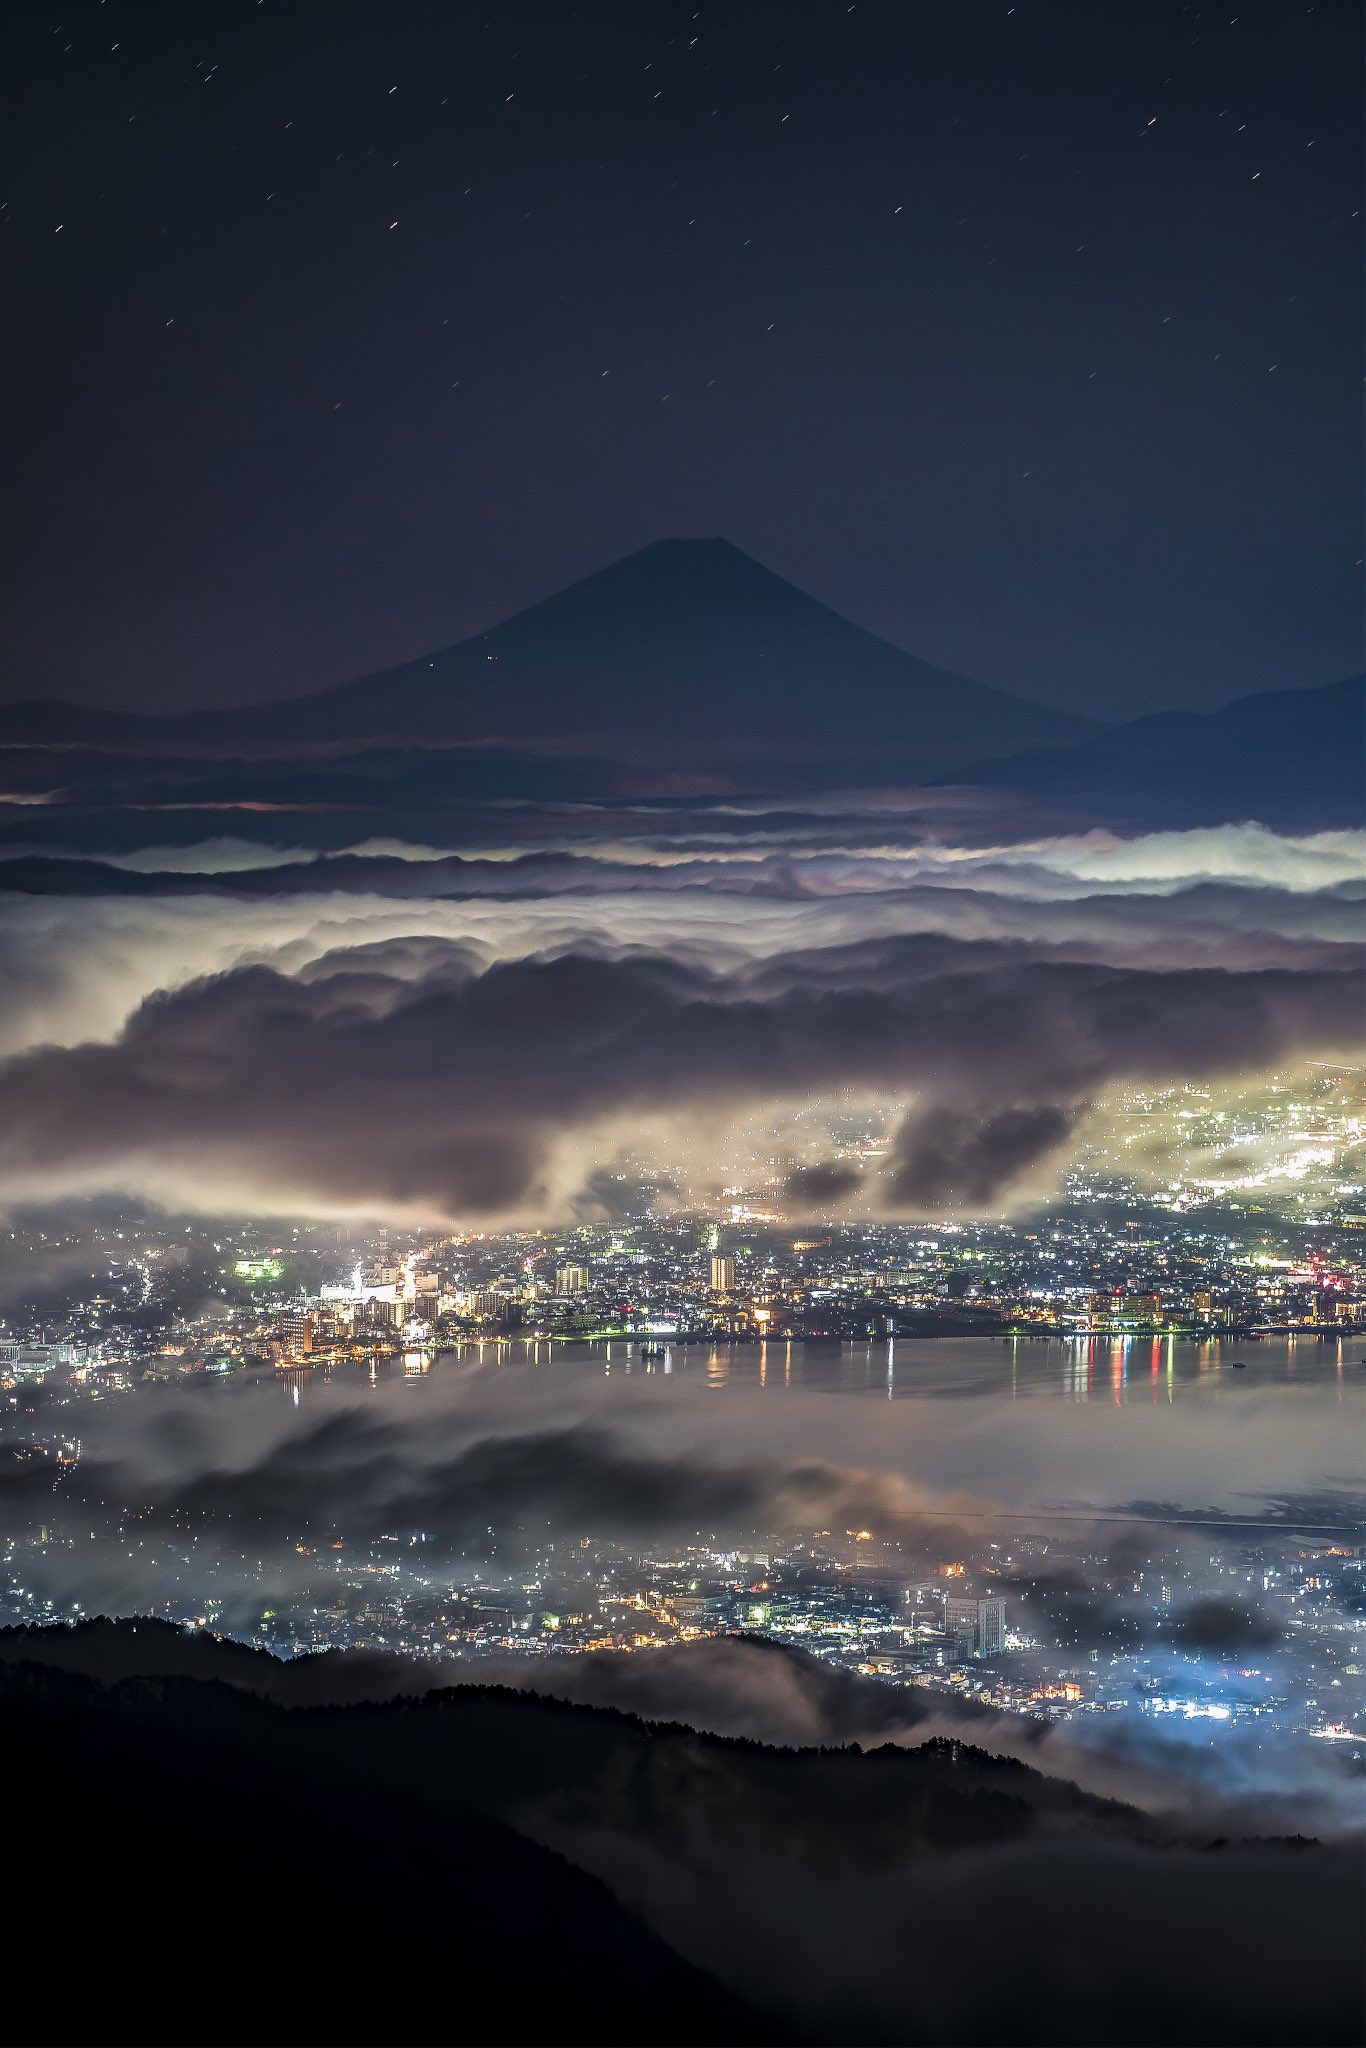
left=710, top=1254, right=736, bottom=1293
left=944, top=1595, right=1007, bottom=1658
left=944, top=1596, right=978, bottom=1651
left=356, top=1296, right=402, bottom=1330
left=977, top=1596, right=1007, bottom=1658
left=555, top=1263, right=590, bottom=1296
left=1194, top=1288, right=1233, bottom=1326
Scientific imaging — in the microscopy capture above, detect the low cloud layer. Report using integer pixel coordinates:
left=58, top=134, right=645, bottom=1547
left=0, top=929, right=1356, bottom=1219
left=143, top=1409, right=917, bottom=1554
left=0, top=805, right=1357, bottom=1227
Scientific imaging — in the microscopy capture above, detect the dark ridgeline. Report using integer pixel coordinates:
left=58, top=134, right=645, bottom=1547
left=941, top=672, right=1366, bottom=833
left=3, top=1636, right=767, bottom=2048
left=3, top=1619, right=1362, bottom=2048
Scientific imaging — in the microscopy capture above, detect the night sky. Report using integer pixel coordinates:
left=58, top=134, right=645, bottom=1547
left=1, top=0, right=1360, bottom=717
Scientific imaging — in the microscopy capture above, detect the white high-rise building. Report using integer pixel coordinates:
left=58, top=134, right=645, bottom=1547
left=944, top=1595, right=1007, bottom=1658
left=977, top=1596, right=1007, bottom=1658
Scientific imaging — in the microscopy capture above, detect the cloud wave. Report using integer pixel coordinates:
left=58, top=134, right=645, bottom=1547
left=0, top=930, right=1357, bottom=1217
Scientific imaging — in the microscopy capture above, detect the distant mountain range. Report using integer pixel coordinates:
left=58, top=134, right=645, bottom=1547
left=0, top=538, right=1093, bottom=783
left=0, top=541, right=1356, bottom=825
left=944, top=674, right=1364, bottom=831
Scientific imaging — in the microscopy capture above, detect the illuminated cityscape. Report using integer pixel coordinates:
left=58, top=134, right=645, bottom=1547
left=0, top=0, right=1361, bottom=2038
left=2, top=1070, right=1361, bottom=1754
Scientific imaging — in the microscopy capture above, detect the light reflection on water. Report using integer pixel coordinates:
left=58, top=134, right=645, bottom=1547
left=226, top=1329, right=1366, bottom=1532
left=282, top=1331, right=1364, bottom=1408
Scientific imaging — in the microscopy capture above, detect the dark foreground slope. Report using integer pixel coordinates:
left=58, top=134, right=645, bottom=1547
left=3, top=1620, right=1362, bottom=2048
left=0, top=1650, right=767, bottom=2048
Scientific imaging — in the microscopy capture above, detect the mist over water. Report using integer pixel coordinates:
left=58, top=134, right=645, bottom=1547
left=61, top=1332, right=1365, bottom=1529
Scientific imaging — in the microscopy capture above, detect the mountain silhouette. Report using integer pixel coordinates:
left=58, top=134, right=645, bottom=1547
left=1, top=1619, right=1361, bottom=2048
left=6, top=543, right=1351, bottom=815
left=0, top=1642, right=769, bottom=2047
left=941, top=674, right=1364, bottom=829
left=0, top=539, right=1092, bottom=783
